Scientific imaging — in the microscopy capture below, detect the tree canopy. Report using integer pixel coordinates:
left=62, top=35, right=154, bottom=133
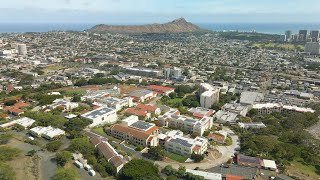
left=120, top=159, right=160, bottom=180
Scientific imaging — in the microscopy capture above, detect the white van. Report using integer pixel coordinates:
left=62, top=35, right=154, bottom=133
left=88, top=169, right=96, bottom=176
left=74, top=160, right=84, bottom=169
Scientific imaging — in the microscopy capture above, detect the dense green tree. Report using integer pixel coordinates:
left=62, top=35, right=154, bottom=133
left=68, top=137, right=95, bottom=156
left=148, top=146, right=165, bottom=160
left=169, top=92, right=177, bottom=99
left=191, top=153, right=204, bottom=163
left=120, top=159, right=160, bottom=180
left=56, top=151, right=72, bottom=166
left=53, top=168, right=77, bottom=180
left=46, top=140, right=63, bottom=152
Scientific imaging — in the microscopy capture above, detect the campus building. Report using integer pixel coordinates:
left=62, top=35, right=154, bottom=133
left=199, top=83, right=220, bottom=108
left=106, top=116, right=159, bottom=147
left=81, top=107, right=118, bottom=128
left=158, top=109, right=213, bottom=136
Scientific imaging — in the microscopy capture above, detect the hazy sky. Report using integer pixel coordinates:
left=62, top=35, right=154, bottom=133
left=1, top=0, right=320, bottom=23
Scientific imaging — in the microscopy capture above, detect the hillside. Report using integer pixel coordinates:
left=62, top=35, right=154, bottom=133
left=88, top=18, right=202, bottom=34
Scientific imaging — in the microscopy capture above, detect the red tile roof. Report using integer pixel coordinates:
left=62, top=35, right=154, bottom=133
left=147, top=85, right=174, bottom=92
left=111, top=124, right=152, bottom=140
left=208, top=133, right=226, bottom=143
left=97, top=142, right=116, bottom=161
left=3, top=107, right=23, bottom=114
left=125, top=108, right=147, bottom=117
left=136, top=104, right=157, bottom=112
left=225, top=174, right=243, bottom=180
left=192, top=145, right=201, bottom=151
left=14, top=101, right=31, bottom=108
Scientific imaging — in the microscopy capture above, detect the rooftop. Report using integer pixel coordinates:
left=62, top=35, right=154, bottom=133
left=82, top=107, right=115, bottom=119
left=129, top=120, right=154, bottom=131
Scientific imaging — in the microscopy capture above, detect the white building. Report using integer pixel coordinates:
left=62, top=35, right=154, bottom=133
left=165, top=134, right=208, bottom=157
left=42, top=128, right=66, bottom=140
left=252, top=103, right=315, bottom=114
left=240, top=91, right=264, bottom=105
left=17, top=44, right=27, bottom=55
left=305, top=42, right=320, bottom=55
left=15, top=117, right=36, bottom=129
left=199, top=83, right=220, bottom=108
left=214, top=110, right=239, bottom=124
left=29, top=126, right=65, bottom=140
left=238, top=122, right=266, bottom=129
left=0, top=117, right=35, bottom=129
left=262, top=159, right=277, bottom=171
left=47, top=99, right=79, bottom=112
left=158, top=109, right=213, bottom=136
left=164, top=67, right=183, bottom=80
left=222, top=103, right=250, bottom=117
left=81, top=107, right=118, bottom=128
left=186, top=169, right=222, bottom=180
left=95, top=97, right=133, bottom=112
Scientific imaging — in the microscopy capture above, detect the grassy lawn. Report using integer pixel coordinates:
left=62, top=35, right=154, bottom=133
left=165, top=152, right=188, bottom=163
left=251, top=43, right=304, bottom=51
left=158, top=98, right=184, bottom=107
left=64, top=89, right=86, bottom=96
left=287, top=160, right=320, bottom=179
left=91, top=127, right=108, bottom=138
left=42, top=65, right=64, bottom=74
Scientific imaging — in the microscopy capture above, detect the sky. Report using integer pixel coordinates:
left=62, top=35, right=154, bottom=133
left=1, top=0, right=320, bottom=24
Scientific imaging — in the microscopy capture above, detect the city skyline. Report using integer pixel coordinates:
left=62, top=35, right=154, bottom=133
left=1, top=0, right=320, bottom=23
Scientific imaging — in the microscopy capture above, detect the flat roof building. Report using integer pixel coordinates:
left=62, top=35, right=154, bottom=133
left=240, top=91, right=264, bottom=105
left=81, top=107, right=117, bottom=128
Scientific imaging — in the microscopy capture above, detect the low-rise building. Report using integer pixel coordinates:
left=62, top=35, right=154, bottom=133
left=106, top=117, right=159, bottom=147
left=147, top=85, right=175, bottom=96
left=47, top=99, right=79, bottom=112
left=238, top=122, right=266, bottom=129
left=222, top=103, right=249, bottom=117
left=252, top=103, right=315, bottom=114
left=262, top=159, right=277, bottom=171
left=236, top=154, right=262, bottom=168
left=124, top=67, right=162, bottom=77
left=0, top=117, right=35, bottom=129
left=29, top=126, right=65, bottom=140
left=188, top=107, right=215, bottom=119
left=129, top=89, right=154, bottom=102
left=208, top=131, right=228, bottom=144
left=81, top=107, right=118, bottom=128
left=158, top=109, right=213, bottom=136
left=164, top=134, right=208, bottom=157
left=186, top=169, right=222, bottom=180
left=95, top=97, right=133, bottom=112
left=240, top=91, right=264, bottom=105
left=213, top=110, right=239, bottom=124
left=90, top=137, right=127, bottom=173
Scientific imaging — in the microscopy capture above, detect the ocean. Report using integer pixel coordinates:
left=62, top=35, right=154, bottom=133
left=0, top=23, right=320, bottom=35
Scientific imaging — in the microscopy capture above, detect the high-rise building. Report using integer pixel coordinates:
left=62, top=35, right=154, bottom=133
left=285, top=30, right=292, bottom=41
left=310, top=30, right=320, bottom=42
left=305, top=42, right=320, bottom=55
left=164, top=68, right=171, bottom=79
left=17, top=44, right=27, bottom=55
left=199, top=83, right=220, bottom=108
left=163, top=67, right=183, bottom=80
left=171, top=67, right=183, bottom=79
left=298, top=30, right=308, bottom=41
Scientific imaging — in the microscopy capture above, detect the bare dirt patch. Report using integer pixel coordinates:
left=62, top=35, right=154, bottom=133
left=7, top=155, right=40, bottom=180
left=307, top=120, right=320, bottom=140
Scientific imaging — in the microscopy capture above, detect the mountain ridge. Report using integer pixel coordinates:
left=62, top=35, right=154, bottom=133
left=88, top=18, right=203, bottom=34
